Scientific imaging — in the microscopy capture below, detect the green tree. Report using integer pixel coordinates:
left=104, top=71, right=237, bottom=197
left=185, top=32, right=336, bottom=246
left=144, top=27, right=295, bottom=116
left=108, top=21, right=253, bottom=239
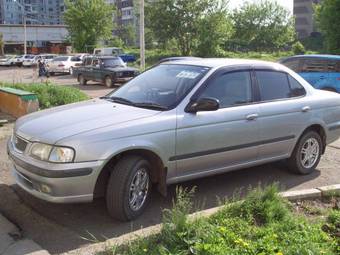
left=315, top=0, right=340, bottom=53
left=231, top=0, right=295, bottom=52
left=146, top=0, right=225, bottom=55
left=64, top=0, right=114, bottom=53
left=196, top=2, right=233, bottom=57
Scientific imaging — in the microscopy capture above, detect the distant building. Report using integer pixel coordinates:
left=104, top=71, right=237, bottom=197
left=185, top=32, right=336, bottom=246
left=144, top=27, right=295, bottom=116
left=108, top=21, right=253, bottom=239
left=294, top=0, right=322, bottom=39
left=0, top=0, right=65, bottom=25
left=0, top=24, right=69, bottom=54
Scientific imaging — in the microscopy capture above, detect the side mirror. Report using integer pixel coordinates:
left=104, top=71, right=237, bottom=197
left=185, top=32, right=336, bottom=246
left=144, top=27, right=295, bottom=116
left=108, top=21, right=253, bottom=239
left=185, top=97, right=220, bottom=113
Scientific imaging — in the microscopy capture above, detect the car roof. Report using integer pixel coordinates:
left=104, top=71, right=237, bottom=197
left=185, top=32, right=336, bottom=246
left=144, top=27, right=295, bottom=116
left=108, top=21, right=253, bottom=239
left=283, top=54, right=340, bottom=60
left=160, top=58, right=282, bottom=69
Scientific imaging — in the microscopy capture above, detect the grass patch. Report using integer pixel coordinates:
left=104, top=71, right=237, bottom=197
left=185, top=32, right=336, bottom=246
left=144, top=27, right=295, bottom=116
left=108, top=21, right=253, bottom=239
left=108, top=185, right=339, bottom=255
left=0, top=82, right=89, bottom=109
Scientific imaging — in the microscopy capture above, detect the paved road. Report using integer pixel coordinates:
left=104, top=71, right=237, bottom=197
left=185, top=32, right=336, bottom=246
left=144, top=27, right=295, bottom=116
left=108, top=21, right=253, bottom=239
left=1, top=123, right=340, bottom=254
left=0, top=66, right=113, bottom=98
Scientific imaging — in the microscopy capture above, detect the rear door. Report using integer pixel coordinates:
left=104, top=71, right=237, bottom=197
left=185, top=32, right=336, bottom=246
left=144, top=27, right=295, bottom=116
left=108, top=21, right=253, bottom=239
left=254, top=70, right=310, bottom=160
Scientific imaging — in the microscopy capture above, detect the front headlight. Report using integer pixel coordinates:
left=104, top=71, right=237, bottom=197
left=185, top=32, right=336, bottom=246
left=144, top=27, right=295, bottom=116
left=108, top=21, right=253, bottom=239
left=29, top=143, right=75, bottom=163
left=49, top=147, right=75, bottom=163
left=30, top=143, right=53, bottom=161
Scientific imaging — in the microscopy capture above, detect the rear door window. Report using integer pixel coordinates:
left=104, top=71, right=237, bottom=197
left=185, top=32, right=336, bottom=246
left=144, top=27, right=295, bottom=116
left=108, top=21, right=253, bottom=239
left=288, top=75, right=306, bottom=97
left=256, top=71, right=291, bottom=101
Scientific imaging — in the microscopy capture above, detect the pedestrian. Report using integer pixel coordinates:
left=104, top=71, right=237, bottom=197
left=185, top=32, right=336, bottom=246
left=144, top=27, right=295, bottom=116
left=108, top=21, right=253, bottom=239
left=38, top=59, right=45, bottom=77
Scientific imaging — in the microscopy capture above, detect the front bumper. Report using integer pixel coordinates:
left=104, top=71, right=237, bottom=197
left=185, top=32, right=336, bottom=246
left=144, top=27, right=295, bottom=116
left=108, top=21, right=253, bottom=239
left=7, top=139, right=104, bottom=203
left=116, top=77, right=133, bottom=83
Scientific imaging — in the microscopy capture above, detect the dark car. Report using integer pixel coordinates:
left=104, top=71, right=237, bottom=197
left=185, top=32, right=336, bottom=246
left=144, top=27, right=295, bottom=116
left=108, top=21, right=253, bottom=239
left=73, top=56, right=139, bottom=87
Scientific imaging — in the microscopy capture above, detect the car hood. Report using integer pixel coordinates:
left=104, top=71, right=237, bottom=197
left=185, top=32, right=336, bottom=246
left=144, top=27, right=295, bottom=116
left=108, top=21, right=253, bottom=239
left=15, top=99, right=160, bottom=144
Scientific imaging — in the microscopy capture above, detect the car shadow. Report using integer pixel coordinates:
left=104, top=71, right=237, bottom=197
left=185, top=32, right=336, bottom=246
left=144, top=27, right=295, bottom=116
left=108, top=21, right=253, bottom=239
left=11, top=162, right=320, bottom=254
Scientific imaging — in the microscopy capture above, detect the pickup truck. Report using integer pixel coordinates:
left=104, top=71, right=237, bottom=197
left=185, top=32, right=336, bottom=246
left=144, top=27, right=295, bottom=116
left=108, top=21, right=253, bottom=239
left=93, top=47, right=136, bottom=63
left=73, top=56, right=139, bottom=88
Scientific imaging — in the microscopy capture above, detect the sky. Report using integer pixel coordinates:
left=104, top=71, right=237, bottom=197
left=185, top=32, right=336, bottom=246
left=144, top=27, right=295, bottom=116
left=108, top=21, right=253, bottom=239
left=229, top=0, right=293, bottom=14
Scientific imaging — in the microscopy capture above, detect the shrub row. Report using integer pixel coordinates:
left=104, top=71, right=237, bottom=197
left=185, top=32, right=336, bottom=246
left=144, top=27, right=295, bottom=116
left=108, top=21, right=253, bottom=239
left=0, top=82, right=89, bottom=109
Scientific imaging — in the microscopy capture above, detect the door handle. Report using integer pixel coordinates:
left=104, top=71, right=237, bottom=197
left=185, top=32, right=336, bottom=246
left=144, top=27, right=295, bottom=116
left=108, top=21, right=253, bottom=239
left=302, top=106, right=311, bottom=112
left=246, top=113, right=259, bottom=121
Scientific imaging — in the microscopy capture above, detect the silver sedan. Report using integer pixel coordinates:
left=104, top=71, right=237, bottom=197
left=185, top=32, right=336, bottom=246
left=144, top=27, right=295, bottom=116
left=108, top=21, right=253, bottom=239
left=7, top=58, right=340, bottom=221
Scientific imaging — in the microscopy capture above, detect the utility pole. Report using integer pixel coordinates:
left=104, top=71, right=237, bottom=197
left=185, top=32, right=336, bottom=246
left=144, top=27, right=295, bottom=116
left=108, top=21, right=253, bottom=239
left=139, top=0, right=145, bottom=71
left=23, top=15, right=27, bottom=55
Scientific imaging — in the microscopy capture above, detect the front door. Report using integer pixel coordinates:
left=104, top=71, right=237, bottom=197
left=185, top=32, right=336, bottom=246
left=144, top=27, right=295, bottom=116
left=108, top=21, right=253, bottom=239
left=175, top=70, right=260, bottom=180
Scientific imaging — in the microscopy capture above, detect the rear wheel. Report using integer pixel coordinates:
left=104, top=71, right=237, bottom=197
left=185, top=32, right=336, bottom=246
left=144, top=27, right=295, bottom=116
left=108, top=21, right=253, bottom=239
left=106, top=155, right=152, bottom=221
left=287, top=131, right=322, bottom=175
left=78, top=74, right=87, bottom=85
left=104, top=76, right=114, bottom=88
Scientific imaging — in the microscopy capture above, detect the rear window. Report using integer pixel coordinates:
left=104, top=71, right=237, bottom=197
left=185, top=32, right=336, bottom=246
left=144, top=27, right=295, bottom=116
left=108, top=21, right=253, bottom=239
left=71, top=56, right=81, bottom=61
left=53, top=57, right=69, bottom=62
left=256, top=71, right=291, bottom=101
left=282, top=59, right=300, bottom=72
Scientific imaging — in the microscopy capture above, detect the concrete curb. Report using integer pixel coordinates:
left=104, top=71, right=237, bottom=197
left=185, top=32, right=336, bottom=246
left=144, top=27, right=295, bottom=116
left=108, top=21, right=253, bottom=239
left=62, top=184, right=340, bottom=255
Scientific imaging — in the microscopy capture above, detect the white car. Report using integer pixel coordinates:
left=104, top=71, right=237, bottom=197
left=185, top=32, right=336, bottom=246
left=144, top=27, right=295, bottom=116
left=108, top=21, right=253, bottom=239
left=49, top=56, right=82, bottom=75
left=40, top=54, right=57, bottom=64
left=0, top=55, right=17, bottom=66
left=22, top=55, right=39, bottom=67
left=17, top=55, right=35, bottom=66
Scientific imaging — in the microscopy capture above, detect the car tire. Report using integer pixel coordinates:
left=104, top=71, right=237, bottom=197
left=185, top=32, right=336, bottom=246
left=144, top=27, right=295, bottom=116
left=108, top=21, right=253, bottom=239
left=78, top=74, right=87, bottom=85
left=104, top=76, right=113, bottom=88
left=287, top=131, right=322, bottom=175
left=106, top=155, right=152, bottom=221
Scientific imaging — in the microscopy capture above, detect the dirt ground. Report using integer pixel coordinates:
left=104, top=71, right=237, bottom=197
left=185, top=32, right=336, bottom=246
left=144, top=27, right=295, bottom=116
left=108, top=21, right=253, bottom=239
left=0, top=121, right=340, bottom=254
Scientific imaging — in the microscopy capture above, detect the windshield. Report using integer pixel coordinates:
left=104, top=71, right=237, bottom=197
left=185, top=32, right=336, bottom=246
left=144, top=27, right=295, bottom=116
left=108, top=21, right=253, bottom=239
left=102, top=58, right=125, bottom=67
left=107, top=64, right=209, bottom=110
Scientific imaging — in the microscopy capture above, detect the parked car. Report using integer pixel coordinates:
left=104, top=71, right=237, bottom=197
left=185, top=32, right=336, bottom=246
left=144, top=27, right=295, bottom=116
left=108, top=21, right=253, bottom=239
left=40, top=54, right=57, bottom=64
left=0, top=55, right=17, bottom=66
left=48, top=56, right=82, bottom=75
left=280, top=54, right=340, bottom=93
left=93, top=47, right=136, bottom=63
left=16, top=55, right=35, bottom=67
left=7, top=59, right=340, bottom=221
left=22, top=55, right=39, bottom=67
left=73, top=56, right=138, bottom=87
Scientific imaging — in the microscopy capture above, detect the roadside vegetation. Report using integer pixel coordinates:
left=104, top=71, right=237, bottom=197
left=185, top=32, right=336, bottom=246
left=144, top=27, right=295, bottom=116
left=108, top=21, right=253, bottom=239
left=105, top=186, right=340, bottom=255
left=0, top=83, right=89, bottom=109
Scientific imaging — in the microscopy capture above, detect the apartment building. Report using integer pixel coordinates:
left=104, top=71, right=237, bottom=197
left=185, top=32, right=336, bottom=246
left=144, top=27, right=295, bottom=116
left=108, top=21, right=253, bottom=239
left=0, top=0, right=65, bottom=25
left=294, top=0, right=322, bottom=38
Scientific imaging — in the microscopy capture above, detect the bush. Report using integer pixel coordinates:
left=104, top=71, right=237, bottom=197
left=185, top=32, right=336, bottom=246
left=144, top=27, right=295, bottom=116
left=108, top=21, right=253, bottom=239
left=292, top=41, right=306, bottom=55
left=0, top=82, right=89, bottom=109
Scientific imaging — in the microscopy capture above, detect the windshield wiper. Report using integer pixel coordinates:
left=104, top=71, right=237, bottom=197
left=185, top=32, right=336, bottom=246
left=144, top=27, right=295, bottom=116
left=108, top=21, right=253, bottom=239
left=101, top=96, right=135, bottom=106
left=134, top=102, right=168, bottom=111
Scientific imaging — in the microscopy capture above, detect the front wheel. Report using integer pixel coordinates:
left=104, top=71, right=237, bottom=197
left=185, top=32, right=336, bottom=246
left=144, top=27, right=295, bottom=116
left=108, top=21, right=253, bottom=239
left=106, top=155, right=152, bottom=221
left=287, top=131, right=322, bottom=175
